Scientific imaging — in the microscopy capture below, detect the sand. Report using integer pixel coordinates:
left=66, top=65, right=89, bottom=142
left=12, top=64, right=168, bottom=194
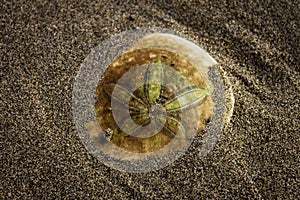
left=1, top=0, right=299, bottom=199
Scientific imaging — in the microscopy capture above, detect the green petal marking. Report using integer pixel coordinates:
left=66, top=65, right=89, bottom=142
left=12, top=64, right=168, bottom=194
left=103, top=83, right=148, bottom=112
left=161, top=115, right=185, bottom=139
left=144, top=60, right=164, bottom=104
left=164, top=86, right=208, bottom=112
left=120, top=113, right=150, bottom=136
left=101, top=61, right=208, bottom=143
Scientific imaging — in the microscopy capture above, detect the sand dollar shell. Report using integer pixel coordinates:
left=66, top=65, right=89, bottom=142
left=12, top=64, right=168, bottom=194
left=72, top=28, right=232, bottom=173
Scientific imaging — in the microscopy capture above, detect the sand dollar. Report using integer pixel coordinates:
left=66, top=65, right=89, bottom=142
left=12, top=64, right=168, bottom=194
left=72, top=27, right=231, bottom=173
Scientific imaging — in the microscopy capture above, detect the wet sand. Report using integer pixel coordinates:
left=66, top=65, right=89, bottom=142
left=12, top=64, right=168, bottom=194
left=1, top=1, right=299, bottom=199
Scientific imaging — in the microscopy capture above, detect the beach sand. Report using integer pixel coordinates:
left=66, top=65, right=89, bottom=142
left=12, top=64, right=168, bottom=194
left=1, top=0, right=299, bottom=199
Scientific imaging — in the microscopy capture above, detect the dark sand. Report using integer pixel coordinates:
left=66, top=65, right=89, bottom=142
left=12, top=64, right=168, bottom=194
left=1, top=0, right=299, bottom=199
